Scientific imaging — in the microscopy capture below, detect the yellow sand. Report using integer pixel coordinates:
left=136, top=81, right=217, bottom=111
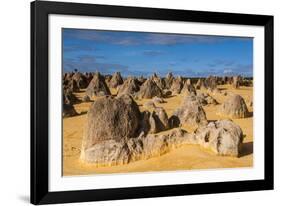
left=63, top=85, right=253, bottom=176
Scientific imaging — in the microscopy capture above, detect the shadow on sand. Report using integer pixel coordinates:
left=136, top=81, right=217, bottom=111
left=247, top=111, right=253, bottom=118
left=239, top=141, right=253, bottom=157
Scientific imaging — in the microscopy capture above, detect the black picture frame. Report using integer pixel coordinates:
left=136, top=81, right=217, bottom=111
left=31, top=0, right=274, bottom=205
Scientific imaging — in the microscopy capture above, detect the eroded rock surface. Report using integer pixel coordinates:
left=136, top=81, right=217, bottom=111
left=137, top=79, right=163, bottom=99
left=173, top=95, right=208, bottom=127
left=86, top=72, right=111, bottom=97
left=218, top=94, right=249, bottom=118
left=194, top=120, right=243, bottom=156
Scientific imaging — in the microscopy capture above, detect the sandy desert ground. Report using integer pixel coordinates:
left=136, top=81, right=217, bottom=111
left=63, top=84, right=253, bottom=176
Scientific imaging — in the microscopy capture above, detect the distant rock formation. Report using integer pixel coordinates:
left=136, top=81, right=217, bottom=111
left=67, top=79, right=80, bottom=92
left=109, top=72, right=123, bottom=88
left=164, top=72, right=174, bottom=89
left=204, top=76, right=217, bottom=91
left=117, top=77, right=140, bottom=97
left=170, top=76, right=184, bottom=94
left=137, top=79, right=163, bottom=99
left=217, top=94, right=249, bottom=118
left=181, top=80, right=197, bottom=96
left=232, top=75, right=242, bottom=89
left=195, top=78, right=203, bottom=90
left=72, top=72, right=88, bottom=89
left=86, top=72, right=111, bottom=97
left=151, top=74, right=166, bottom=90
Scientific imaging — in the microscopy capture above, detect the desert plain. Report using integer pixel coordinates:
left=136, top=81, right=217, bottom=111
left=63, top=73, right=253, bottom=176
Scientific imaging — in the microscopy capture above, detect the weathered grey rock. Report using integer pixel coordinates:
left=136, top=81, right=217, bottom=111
left=173, top=95, right=208, bottom=127
left=81, top=128, right=193, bottom=165
left=218, top=94, right=249, bottom=118
left=117, top=77, right=140, bottom=97
left=137, top=79, right=163, bottom=99
left=194, top=120, right=243, bottom=156
left=139, top=111, right=154, bottom=134
left=72, top=72, right=88, bottom=89
left=205, top=94, right=218, bottom=105
left=164, top=72, right=174, bottom=89
left=140, top=107, right=169, bottom=134
left=196, top=93, right=218, bottom=106
left=151, top=74, right=166, bottom=90
left=80, top=139, right=131, bottom=166
left=80, top=119, right=243, bottom=165
left=131, top=129, right=190, bottom=160
left=181, top=81, right=197, bottom=96
left=67, top=79, right=79, bottom=92
left=137, top=76, right=146, bottom=85
left=233, top=75, right=242, bottom=89
left=195, top=93, right=208, bottom=106
left=154, top=107, right=170, bottom=131
left=204, top=76, right=217, bottom=91
left=86, top=72, right=111, bottom=97
left=63, top=89, right=80, bottom=105
left=104, top=75, right=112, bottom=87
left=170, top=76, right=183, bottom=94
left=195, top=78, right=203, bottom=90
left=109, top=72, right=123, bottom=88
left=81, top=95, right=141, bottom=149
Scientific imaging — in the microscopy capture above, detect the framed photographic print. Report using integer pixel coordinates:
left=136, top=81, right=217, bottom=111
left=31, top=0, right=274, bottom=204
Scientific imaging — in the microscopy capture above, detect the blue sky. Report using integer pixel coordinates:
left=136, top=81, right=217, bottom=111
left=63, top=28, right=253, bottom=77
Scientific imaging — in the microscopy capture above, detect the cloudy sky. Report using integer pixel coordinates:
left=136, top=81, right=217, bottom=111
left=63, top=28, right=253, bottom=77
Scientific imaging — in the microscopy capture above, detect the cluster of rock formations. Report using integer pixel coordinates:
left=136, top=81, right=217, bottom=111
left=63, top=71, right=252, bottom=165
left=80, top=94, right=245, bottom=166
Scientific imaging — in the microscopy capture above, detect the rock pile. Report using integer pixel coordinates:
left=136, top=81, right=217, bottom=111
left=81, top=119, right=244, bottom=165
